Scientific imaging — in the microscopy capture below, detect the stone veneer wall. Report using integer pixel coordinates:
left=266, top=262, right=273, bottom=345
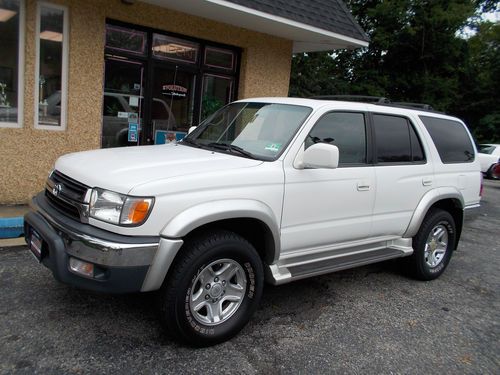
left=0, top=0, right=293, bottom=204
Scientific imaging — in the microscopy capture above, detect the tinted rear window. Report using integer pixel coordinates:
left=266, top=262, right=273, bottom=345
left=373, top=114, right=425, bottom=163
left=419, top=116, right=474, bottom=163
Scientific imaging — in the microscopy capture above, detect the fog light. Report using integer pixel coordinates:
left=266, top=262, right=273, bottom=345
left=69, top=257, right=94, bottom=278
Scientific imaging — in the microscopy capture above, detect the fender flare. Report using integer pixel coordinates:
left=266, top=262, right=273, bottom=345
left=161, top=199, right=281, bottom=263
left=403, top=187, right=464, bottom=238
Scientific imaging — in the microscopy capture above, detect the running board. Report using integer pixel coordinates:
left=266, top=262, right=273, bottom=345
left=265, top=238, right=413, bottom=285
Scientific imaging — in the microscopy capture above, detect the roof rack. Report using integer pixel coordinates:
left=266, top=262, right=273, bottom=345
left=310, top=95, right=441, bottom=113
left=311, top=95, right=391, bottom=104
left=391, top=102, right=434, bottom=110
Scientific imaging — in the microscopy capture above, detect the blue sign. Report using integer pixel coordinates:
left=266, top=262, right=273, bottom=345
left=155, top=130, right=186, bottom=145
left=128, top=123, right=138, bottom=142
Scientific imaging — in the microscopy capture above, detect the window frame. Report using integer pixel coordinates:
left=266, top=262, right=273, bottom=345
left=369, top=112, right=427, bottom=166
left=305, top=110, right=372, bottom=168
left=34, top=1, right=69, bottom=131
left=0, top=0, right=25, bottom=128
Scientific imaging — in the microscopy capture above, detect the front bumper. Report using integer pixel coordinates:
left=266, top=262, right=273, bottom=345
left=24, top=192, right=161, bottom=293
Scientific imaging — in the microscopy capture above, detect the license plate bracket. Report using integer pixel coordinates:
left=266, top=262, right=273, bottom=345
left=29, top=228, right=44, bottom=262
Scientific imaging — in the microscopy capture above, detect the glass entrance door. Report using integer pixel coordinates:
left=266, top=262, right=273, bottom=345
left=102, top=58, right=144, bottom=148
left=149, top=65, right=196, bottom=144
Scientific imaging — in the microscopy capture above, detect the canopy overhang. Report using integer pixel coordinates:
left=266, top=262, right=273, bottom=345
left=141, top=0, right=369, bottom=52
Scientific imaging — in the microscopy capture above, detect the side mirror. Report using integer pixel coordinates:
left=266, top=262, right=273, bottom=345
left=301, top=143, right=339, bottom=169
left=188, top=126, right=197, bottom=134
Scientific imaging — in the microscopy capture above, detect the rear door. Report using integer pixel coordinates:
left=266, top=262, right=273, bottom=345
left=370, top=112, right=434, bottom=237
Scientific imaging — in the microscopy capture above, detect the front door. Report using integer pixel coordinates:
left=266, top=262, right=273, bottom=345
left=281, top=111, right=375, bottom=254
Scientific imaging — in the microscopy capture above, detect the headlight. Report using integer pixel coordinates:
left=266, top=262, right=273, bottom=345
left=89, top=188, right=154, bottom=226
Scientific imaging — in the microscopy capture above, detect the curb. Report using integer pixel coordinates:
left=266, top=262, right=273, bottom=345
left=0, top=216, right=24, bottom=239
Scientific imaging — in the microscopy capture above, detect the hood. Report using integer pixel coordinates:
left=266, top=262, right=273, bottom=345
left=55, top=144, right=263, bottom=194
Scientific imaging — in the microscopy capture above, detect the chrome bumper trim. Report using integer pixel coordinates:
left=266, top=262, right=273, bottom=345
left=30, top=197, right=159, bottom=267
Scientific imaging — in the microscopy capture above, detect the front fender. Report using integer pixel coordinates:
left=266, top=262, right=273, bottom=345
left=160, top=199, right=281, bottom=262
left=403, top=187, right=464, bottom=238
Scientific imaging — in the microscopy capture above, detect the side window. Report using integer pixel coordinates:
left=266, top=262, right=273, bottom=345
left=306, top=112, right=366, bottom=165
left=373, top=114, right=425, bottom=163
left=373, top=115, right=411, bottom=163
left=419, top=116, right=474, bottom=163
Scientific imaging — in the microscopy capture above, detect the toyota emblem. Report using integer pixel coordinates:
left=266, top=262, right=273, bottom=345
left=52, top=183, right=63, bottom=197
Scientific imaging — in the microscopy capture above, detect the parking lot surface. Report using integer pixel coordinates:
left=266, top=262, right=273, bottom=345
left=0, top=180, right=499, bottom=374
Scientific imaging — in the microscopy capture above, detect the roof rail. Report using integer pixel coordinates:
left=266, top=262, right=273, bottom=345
left=310, top=95, right=442, bottom=113
left=391, top=102, right=434, bottom=110
left=311, top=95, right=391, bottom=104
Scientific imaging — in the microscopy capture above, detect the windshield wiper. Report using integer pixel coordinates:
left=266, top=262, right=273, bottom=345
left=181, top=138, right=201, bottom=148
left=207, top=142, right=256, bottom=159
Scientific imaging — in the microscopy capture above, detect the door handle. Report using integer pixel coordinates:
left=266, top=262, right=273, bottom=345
left=357, top=182, right=370, bottom=191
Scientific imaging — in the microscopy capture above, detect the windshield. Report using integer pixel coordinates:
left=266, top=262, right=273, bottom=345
left=184, top=102, right=312, bottom=160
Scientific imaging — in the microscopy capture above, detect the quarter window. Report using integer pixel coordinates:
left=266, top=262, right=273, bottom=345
left=373, top=114, right=425, bottom=163
left=306, top=112, right=367, bottom=165
left=419, top=116, right=474, bottom=163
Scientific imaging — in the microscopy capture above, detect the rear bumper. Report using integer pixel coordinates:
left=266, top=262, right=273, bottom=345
left=24, top=192, right=161, bottom=293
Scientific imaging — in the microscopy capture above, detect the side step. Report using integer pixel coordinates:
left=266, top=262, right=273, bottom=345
left=265, top=237, right=413, bottom=285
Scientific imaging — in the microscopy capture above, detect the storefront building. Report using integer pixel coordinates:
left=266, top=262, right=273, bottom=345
left=0, top=0, right=368, bottom=204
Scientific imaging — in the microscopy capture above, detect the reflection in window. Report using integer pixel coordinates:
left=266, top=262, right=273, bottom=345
left=105, top=25, right=147, bottom=55
left=204, top=48, right=234, bottom=70
left=201, top=74, right=233, bottom=120
left=0, top=0, right=23, bottom=126
left=36, top=3, right=67, bottom=128
left=306, top=112, right=366, bottom=164
left=152, top=34, right=198, bottom=63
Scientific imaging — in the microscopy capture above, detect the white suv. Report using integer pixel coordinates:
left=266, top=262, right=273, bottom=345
left=25, top=97, right=481, bottom=346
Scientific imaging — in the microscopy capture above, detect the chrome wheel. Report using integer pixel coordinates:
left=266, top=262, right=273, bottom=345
left=189, top=259, right=247, bottom=326
left=424, top=224, right=449, bottom=268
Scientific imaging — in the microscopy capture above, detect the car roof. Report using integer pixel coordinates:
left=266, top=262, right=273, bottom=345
left=236, top=97, right=464, bottom=122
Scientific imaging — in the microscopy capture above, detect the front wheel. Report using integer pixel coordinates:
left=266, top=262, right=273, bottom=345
left=405, top=208, right=456, bottom=281
left=159, top=230, right=264, bottom=346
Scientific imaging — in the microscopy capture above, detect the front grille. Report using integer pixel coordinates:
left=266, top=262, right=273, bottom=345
left=45, top=190, right=81, bottom=220
left=45, top=170, right=90, bottom=222
left=51, top=170, right=88, bottom=202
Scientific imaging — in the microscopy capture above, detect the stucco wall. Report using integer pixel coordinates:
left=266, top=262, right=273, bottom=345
left=0, top=0, right=292, bottom=204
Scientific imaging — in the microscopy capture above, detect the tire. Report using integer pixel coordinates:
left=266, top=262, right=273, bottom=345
left=405, top=208, right=456, bottom=281
left=159, top=230, right=264, bottom=346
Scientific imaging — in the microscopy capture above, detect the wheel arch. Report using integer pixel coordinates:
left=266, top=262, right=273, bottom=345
left=161, top=200, right=281, bottom=264
left=404, top=188, right=464, bottom=249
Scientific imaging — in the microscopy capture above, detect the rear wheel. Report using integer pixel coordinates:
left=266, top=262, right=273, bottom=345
left=159, top=230, right=264, bottom=346
left=406, top=208, right=456, bottom=280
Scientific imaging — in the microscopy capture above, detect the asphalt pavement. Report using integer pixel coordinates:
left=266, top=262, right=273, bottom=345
left=0, top=180, right=499, bottom=374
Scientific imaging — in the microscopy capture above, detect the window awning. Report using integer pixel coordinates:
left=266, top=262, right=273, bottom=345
left=141, top=0, right=369, bottom=52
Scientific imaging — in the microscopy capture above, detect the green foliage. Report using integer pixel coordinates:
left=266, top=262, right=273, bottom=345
left=290, top=0, right=500, bottom=142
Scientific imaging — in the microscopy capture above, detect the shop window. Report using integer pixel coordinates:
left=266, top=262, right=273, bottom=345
left=201, top=74, right=233, bottom=120
left=35, top=2, right=68, bottom=130
left=0, top=0, right=24, bottom=128
left=152, top=33, right=199, bottom=64
left=105, top=25, right=147, bottom=56
left=204, top=47, right=234, bottom=70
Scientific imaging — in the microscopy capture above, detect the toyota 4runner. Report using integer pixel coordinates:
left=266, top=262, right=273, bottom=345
left=24, top=97, right=481, bottom=346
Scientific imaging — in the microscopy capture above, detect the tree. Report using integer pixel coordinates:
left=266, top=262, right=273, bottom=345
left=289, top=0, right=499, bottom=141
